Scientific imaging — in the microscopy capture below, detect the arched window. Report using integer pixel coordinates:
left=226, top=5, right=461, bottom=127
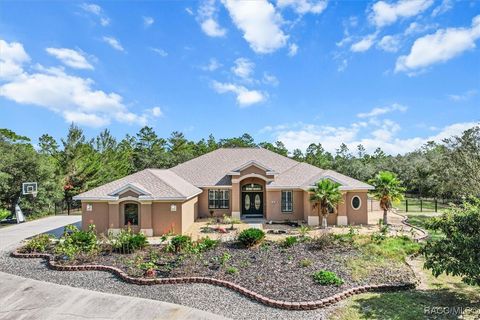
left=351, top=196, right=361, bottom=210
left=242, top=183, right=263, bottom=191
left=124, top=203, right=139, bottom=225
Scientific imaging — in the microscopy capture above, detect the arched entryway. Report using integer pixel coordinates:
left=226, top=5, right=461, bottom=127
left=240, top=179, right=265, bottom=218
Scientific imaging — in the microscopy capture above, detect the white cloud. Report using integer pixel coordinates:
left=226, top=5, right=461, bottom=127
left=0, top=39, right=152, bottom=128
left=0, top=40, right=30, bottom=80
left=377, top=35, right=401, bottom=52
left=396, top=15, right=480, bottom=73
left=265, top=120, right=477, bottom=155
left=150, top=47, right=168, bottom=57
left=222, top=0, right=288, bottom=54
left=80, top=3, right=110, bottom=26
left=201, top=58, right=222, bottom=71
left=143, top=16, right=154, bottom=27
left=46, top=48, right=93, bottom=70
left=102, top=36, right=124, bottom=51
left=263, top=72, right=279, bottom=86
left=185, top=7, right=194, bottom=15
left=148, top=106, right=163, bottom=117
left=231, top=57, right=255, bottom=80
left=276, top=0, right=328, bottom=14
left=357, top=103, right=407, bottom=118
left=404, top=22, right=437, bottom=35
left=448, top=89, right=478, bottom=102
left=288, top=43, right=299, bottom=56
left=212, top=80, right=266, bottom=106
left=369, top=0, right=433, bottom=28
left=350, top=33, right=377, bottom=52
left=432, top=0, right=453, bottom=17
left=198, top=0, right=227, bottom=37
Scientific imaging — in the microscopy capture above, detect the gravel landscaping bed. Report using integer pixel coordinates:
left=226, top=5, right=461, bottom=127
left=0, top=251, right=333, bottom=320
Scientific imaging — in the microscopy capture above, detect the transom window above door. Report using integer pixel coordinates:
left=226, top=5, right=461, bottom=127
left=242, top=183, right=263, bottom=191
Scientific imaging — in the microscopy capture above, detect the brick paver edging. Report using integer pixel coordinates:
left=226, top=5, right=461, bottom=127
left=11, top=250, right=416, bottom=310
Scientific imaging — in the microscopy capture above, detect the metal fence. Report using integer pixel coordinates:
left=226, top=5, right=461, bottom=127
left=368, top=197, right=453, bottom=213
left=54, top=199, right=81, bottom=215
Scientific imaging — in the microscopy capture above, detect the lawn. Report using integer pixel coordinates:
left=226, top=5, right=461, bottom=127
left=330, top=256, right=480, bottom=320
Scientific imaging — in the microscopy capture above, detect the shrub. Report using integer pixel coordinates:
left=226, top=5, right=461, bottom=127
left=110, top=228, right=148, bottom=254
left=238, top=228, right=265, bottom=247
left=0, top=208, right=10, bottom=221
left=55, top=224, right=98, bottom=260
left=195, top=237, right=219, bottom=252
left=220, top=252, right=231, bottom=266
left=169, top=235, right=192, bottom=253
left=300, top=258, right=312, bottom=267
left=226, top=266, right=238, bottom=275
left=298, top=225, right=311, bottom=238
left=312, top=270, right=344, bottom=286
left=282, top=236, right=297, bottom=248
left=310, top=233, right=334, bottom=250
left=23, top=234, right=53, bottom=253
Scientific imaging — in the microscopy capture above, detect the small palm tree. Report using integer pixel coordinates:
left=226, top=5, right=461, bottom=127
left=368, top=171, right=405, bottom=225
left=309, top=179, right=343, bottom=228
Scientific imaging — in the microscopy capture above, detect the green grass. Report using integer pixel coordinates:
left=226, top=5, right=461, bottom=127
left=331, top=259, right=480, bottom=320
left=404, top=213, right=444, bottom=241
left=395, top=199, right=451, bottom=214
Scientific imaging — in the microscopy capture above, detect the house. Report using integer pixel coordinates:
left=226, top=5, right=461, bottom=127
left=73, top=148, right=373, bottom=236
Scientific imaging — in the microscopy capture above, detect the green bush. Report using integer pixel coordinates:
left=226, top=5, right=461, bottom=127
left=282, top=236, right=297, bottom=248
left=226, top=266, right=238, bottom=275
left=110, top=228, right=148, bottom=254
left=169, top=235, right=192, bottom=253
left=312, top=270, right=344, bottom=286
left=238, top=228, right=265, bottom=247
left=310, top=233, right=334, bottom=250
left=56, top=224, right=98, bottom=259
left=195, top=237, right=219, bottom=252
left=23, top=234, right=53, bottom=253
left=0, top=208, right=10, bottom=221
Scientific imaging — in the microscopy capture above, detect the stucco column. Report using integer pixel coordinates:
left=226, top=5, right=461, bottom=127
left=140, top=202, right=153, bottom=236
left=108, top=202, right=120, bottom=233
left=231, top=182, right=240, bottom=219
left=337, top=192, right=348, bottom=226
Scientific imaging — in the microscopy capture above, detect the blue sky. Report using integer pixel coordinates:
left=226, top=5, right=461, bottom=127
left=0, top=0, right=478, bottom=154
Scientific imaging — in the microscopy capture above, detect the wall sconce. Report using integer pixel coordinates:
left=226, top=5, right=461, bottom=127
left=170, top=204, right=177, bottom=212
left=86, top=204, right=93, bottom=212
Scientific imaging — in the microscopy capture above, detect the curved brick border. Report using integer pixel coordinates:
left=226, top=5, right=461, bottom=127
left=392, top=210, right=429, bottom=242
left=11, top=250, right=416, bottom=310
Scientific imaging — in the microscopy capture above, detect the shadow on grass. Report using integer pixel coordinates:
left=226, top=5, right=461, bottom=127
left=348, top=288, right=479, bottom=320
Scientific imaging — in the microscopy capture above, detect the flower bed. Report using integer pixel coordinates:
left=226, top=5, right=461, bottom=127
left=14, top=226, right=419, bottom=309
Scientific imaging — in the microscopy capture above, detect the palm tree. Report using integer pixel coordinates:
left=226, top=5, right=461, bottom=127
left=368, top=171, right=405, bottom=225
left=309, top=179, right=343, bottom=228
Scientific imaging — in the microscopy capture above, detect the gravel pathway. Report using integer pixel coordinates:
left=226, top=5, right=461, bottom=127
left=0, top=251, right=334, bottom=320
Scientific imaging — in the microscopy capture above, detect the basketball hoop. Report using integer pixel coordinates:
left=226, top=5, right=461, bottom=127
left=32, top=191, right=38, bottom=198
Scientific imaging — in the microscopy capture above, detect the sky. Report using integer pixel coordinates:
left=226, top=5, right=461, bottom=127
left=0, top=0, right=479, bottom=155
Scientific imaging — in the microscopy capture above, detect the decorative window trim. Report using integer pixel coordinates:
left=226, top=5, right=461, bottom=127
left=208, top=189, right=230, bottom=209
left=241, top=183, right=263, bottom=192
left=281, top=190, right=293, bottom=213
left=351, top=196, right=361, bottom=210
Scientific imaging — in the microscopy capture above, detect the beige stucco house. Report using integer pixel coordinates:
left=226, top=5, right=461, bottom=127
left=74, top=148, right=373, bottom=236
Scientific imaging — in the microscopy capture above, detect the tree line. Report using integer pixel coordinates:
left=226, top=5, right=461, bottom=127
left=0, top=124, right=478, bottom=217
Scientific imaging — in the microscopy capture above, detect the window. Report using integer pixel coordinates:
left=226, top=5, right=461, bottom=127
left=281, top=190, right=293, bottom=212
left=242, top=183, right=263, bottom=191
left=351, top=196, right=361, bottom=210
left=124, top=203, right=139, bottom=225
left=208, top=190, right=229, bottom=209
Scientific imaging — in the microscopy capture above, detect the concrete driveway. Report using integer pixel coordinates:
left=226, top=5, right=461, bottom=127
left=0, top=215, right=81, bottom=251
left=0, top=215, right=227, bottom=320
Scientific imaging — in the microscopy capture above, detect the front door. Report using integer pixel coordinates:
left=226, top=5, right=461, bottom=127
left=242, top=192, right=263, bottom=216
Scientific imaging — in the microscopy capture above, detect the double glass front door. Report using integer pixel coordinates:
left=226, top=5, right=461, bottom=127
left=242, top=192, right=263, bottom=216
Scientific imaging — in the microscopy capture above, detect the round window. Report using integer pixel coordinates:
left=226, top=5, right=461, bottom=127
left=351, top=196, right=361, bottom=210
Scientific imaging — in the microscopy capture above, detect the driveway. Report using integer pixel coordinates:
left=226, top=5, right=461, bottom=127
left=0, top=215, right=227, bottom=320
left=0, top=215, right=81, bottom=250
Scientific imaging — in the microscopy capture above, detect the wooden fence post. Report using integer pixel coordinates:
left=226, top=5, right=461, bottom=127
left=406, top=199, right=408, bottom=212
left=435, top=200, right=437, bottom=212
left=420, top=199, right=423, bottom=212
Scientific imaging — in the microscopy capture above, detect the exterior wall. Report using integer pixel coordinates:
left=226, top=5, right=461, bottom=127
left=181, top=197, right=198, bottom=233
left=198, top=188, right=232, bottom=218
left=266, top=190, right=304, bottom=221
left=239, top=166, right=275, bottom=180
left=82, top=202, right=109, bottom=233
left=152, top=202, right=182, bottom=235
left=346, top=191, right=369, bottom=225
left=108, top=203, right=120, bottom=229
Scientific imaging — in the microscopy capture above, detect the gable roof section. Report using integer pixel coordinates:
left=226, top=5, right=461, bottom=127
left=170, top=148, right=298, bottom=186
left=304, top=170, right=373, bottom=190
left=73, top=169, right=202, bottom=201
left=228, top=160, right=277, bottom=176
